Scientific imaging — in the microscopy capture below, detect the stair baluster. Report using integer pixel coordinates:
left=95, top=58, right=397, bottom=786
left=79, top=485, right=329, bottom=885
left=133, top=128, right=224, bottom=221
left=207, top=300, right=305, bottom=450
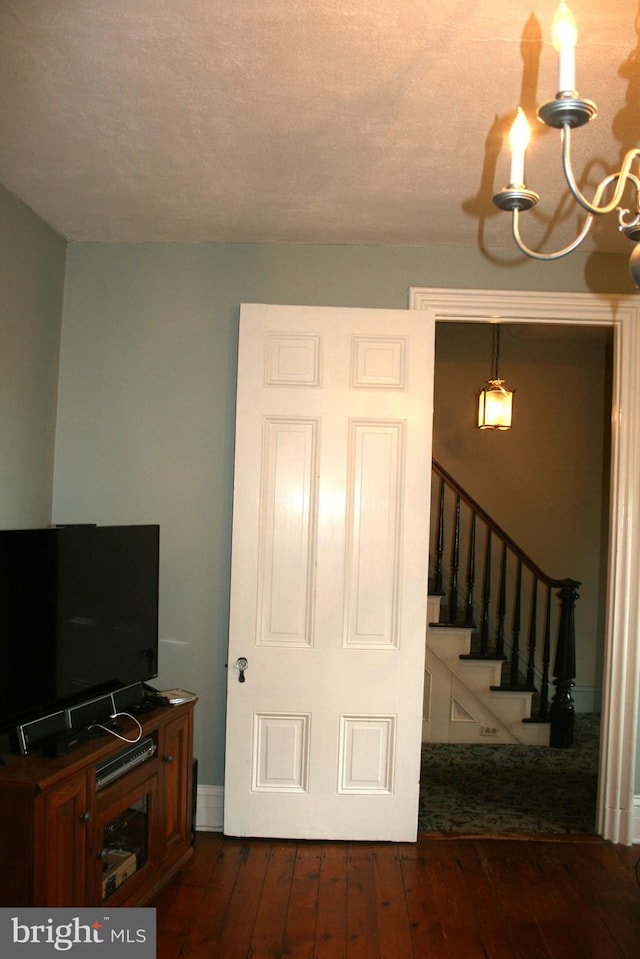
left=433, top=477, right=445, bottom=595
left=478, top=529, right=492, bottom=656
left=430, top=459, right=580, bottom=745
left=526, top=578, right=538, bottom=690
left=447, top=495, right=461, bottom=625
left=464, top=512, right=476, bottom=628
left=508, top=559, right=523, bottom=688
left=496, top=542, right=507, bottom=660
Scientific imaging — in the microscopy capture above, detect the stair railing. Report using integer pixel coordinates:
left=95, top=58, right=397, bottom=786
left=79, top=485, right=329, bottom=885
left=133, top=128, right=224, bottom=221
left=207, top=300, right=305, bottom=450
left=431, top=459, right=580, bottom=748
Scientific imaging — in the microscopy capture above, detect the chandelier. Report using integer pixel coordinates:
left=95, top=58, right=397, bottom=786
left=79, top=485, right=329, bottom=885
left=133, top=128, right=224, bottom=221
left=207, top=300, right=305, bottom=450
left=493, top=2, right=640, bottom=286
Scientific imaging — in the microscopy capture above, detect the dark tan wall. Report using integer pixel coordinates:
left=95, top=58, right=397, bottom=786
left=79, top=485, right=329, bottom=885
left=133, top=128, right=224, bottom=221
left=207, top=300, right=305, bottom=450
left=433, top=322, right=612, bottom=706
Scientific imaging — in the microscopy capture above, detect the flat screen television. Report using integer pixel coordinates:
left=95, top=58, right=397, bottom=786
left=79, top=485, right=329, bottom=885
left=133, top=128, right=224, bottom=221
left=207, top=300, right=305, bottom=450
left=0, top=524, right=159, bottom=741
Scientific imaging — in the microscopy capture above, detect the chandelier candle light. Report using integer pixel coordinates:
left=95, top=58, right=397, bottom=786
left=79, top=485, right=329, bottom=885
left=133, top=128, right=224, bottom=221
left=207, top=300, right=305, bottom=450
left=493, top=2, right=640, bottom=286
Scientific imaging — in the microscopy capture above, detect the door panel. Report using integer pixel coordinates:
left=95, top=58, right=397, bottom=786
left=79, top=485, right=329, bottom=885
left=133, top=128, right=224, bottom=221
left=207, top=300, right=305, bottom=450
left=224, top=304, right=434, bottom=841
left=257, top=417, right=316, bottom=647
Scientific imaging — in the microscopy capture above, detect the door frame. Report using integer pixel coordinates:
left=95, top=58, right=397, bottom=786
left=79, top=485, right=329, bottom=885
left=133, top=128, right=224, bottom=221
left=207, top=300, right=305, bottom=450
left=410, top=287, right=640, bottom=846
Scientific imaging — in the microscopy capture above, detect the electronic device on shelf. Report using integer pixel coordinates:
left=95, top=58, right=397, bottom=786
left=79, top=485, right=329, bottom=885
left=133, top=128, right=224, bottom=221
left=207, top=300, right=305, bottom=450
left=15, top=681, right=149, bottom=755
left=95, top=736, right=156, bottom=790
left=0, top=524, right=160, bottom=753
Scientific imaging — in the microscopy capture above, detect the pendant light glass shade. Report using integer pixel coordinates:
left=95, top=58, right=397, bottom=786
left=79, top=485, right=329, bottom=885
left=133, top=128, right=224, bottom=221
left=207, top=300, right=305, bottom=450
left=477, top=379, right=513, bottom=430
left=477, top=325, right=514, bottom=430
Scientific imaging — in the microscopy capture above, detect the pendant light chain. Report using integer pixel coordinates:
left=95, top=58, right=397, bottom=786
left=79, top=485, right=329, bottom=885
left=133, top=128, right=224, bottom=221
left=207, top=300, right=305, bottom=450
left=492, top=324, right=501, bottom=382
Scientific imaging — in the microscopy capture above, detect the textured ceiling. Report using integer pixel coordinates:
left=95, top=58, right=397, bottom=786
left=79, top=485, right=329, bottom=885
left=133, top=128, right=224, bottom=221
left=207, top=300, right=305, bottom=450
left=0, top=0, right=638, bottom=254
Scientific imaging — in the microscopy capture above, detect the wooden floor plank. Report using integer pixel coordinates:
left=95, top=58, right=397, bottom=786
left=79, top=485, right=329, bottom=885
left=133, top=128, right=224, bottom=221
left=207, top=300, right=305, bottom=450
left=448, top=840, right=520, bottom=959
left=153, top=833, right=223, bottom=941
left=214, top=839, right=272, bottom=959
left=346, top=842, right=382, bottom=959
left=175, top=831, right=224, bottom=889
left=314, top=842, right=348, bottom=959
left=151, top=833, right=640, bottom=959
left=155, top=834, right=238, bottom=959
left=502, top=842, right=618, bottom=959
left=281, top=841, right=322, bottom=959
left=248, top=841, right=296, bottom=959
left=428, top=840, right=514, bottom=959
left=175, top=838, right=257, bottom=959
left=371, top=844, right=415, bottom=959
left=433, top=842, right=495, bottom=958
left=400, top=843, right=451, bottom=956
left=474, top=841, right=553, bottom=958
left=558, top=842, right=640, bottom=958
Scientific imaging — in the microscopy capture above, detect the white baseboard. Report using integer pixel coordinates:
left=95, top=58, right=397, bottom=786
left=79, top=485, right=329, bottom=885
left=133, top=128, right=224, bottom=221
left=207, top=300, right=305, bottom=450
left=195, top=785, right=224, bottom=832
left=193, top=784, right=638, bottom=843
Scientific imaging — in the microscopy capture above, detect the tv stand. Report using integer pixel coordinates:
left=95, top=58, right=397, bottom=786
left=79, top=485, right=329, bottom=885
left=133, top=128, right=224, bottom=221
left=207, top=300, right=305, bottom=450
left=0, top=699, right=196, bottom=906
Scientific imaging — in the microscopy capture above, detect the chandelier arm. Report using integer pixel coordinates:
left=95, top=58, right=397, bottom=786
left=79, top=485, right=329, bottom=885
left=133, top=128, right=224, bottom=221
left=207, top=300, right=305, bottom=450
left=561, top=126, right=640, bottom=216
left=511, top=208, right=595, bottom=261
left=615, top=172, right=640, bottom=230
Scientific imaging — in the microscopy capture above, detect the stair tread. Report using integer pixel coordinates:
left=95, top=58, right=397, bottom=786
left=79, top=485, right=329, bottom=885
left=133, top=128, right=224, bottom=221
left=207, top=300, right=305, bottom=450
left=426, top=613, right=549, bottom=740
left=460, top=652, right=507, bottom=662
left=430, top=620, right=476, bottom=629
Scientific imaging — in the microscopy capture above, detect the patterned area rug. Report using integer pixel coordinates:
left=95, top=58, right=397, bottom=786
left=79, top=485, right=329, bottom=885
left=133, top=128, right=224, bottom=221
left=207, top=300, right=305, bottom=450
left=419, top=714, right=600, bottom=836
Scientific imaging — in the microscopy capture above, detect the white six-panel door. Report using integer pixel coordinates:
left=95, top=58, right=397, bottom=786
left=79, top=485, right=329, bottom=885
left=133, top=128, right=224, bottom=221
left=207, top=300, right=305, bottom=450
left=223, top=304, right=434, bottom=841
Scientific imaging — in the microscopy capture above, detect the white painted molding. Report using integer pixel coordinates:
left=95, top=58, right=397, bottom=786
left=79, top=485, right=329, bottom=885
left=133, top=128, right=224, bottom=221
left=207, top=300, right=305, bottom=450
left=195, top=785, right=224, bottom=833
left=409, top=287, right=640, bottom=846
left=195, top=787, right=640, bottom=841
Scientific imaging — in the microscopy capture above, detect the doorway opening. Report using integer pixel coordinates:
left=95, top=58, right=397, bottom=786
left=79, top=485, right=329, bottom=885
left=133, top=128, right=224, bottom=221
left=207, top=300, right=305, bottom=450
left=410, top=287, right=640, bottom=845
left=419, top=318, right=611, bottom=835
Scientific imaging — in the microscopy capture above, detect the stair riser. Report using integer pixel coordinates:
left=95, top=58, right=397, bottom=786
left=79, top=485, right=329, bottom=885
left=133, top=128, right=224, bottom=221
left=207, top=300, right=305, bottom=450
left=425, top=616, right=549, bottom=746
left=423, top=654, right=518, bottom=744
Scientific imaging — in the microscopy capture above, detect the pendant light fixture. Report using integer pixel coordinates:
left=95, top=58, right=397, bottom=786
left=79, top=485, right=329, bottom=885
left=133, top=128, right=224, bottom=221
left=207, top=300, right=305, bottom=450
left=477, top=324, right=514, bottom=430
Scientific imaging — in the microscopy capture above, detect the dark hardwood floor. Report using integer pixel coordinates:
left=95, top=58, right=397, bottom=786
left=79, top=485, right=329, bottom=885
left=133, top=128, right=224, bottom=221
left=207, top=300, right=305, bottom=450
left=153, top=831, right=640, bottom=959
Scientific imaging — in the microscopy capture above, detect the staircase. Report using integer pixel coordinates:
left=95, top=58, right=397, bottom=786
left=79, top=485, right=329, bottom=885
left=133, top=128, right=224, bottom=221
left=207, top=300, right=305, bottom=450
left=424, top=594, right=549, bottom=745
left=424, top=461, right=580, bottom=748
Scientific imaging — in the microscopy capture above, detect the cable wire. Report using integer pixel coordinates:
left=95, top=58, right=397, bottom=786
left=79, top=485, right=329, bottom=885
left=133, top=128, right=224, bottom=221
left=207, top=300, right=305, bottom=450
left=87, top=711, right=143, bottom=743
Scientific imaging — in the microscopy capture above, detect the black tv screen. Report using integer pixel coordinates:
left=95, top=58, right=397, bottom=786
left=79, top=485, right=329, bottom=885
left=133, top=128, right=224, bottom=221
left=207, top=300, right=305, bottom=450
left=0, top=524, right=159, bottom=735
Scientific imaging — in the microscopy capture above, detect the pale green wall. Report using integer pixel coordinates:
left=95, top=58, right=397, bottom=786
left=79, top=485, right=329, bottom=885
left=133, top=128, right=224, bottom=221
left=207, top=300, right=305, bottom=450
left=0, top=184, right=65, bottom=527
left=54, top=242, right=635, bottom=788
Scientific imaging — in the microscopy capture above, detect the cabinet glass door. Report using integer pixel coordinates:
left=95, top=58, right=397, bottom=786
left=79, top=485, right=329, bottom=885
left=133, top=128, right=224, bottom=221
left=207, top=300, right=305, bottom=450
left=96, top=768, right=158, bottom=903
left=100, top=796, right=149, bottom=901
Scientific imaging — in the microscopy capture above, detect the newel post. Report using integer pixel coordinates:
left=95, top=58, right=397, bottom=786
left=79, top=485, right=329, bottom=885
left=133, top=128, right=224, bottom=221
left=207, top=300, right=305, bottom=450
left=549, top=579, right=580, bottom=749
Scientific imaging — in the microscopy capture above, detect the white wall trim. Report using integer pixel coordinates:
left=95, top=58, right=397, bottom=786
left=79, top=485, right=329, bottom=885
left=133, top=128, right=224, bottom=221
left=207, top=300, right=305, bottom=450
left=195, top=785, right=224, bottom=832
left=410, top=287, right=640, bottom=846
left=197, top=788, right=639, bottom=840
